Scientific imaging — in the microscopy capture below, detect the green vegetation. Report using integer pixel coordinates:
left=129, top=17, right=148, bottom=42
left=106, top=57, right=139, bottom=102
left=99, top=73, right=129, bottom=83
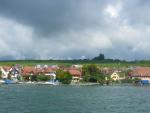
left=121, top=78, right=141, bottom=84
left=0, top=53, right=150, bottom=67
left=0, top=53, right=149, bottom=85
left=37, top=75, right=50, bottom=81
left=1, top=59, right=150, bottom=68
left=23, top=74, right=51, bottom=82
left=82, top=64, right=105, bottom=84
left=132, top=78, right=141, bottom=84
left=30, top=75, right=37, bottom=82
left=56, top=70, right=72, bottom=84
left=23, top=75, right=30, bottom=81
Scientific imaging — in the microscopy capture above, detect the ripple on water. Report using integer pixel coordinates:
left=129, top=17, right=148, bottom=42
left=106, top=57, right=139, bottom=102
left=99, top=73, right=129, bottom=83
left=0, top=85, right=150, bottom=113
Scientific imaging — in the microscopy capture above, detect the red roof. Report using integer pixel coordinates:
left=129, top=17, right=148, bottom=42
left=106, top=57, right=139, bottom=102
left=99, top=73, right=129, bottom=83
left=21, top=66, right=56, bottom=76
left=3, top=66, right=12, bottom=71
left=44, top=67, right=56, bottom=73
left=68, top=69, right=82, bottom=77
left=21, top=66, right=36, bottom=76
left=131, top=67, right=150, bottom=77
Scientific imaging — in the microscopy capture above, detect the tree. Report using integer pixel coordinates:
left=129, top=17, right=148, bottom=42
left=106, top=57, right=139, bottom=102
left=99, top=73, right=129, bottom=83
left=82, top=64, right=105, bottom=84
left=93, top=54, right=105, bottom=60
left=132, top=78, right=141, bottom=84
left=96, top=73, right=106, bottom=84
left=30, top=75, right=37, bottom=81
left=82, top=64, right=99, bottom=82
left=82, top=64, right=99, bottom=75
left=37, top=75, right=50, bottom=81
left=56, top=70, right=72, bottom=84
left=87, top=64, right=99, bottom=75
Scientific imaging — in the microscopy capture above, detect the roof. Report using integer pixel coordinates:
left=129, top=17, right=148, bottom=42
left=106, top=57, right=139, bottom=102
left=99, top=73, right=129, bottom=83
left=131, top=67, right=150, bottom=77
left=68, top=69, right=82, bottom=77
left=43, top=67, right=56, bottom=73
left=21, top=66, right=56, bottom=76
left=21, top=66, right=36, bottom=76
left=2, top=66, right=12, bottom=71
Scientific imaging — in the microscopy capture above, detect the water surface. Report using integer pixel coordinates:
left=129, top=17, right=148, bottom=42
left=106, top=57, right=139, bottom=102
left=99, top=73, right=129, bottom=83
left=0, top=84, right=149, bottom=113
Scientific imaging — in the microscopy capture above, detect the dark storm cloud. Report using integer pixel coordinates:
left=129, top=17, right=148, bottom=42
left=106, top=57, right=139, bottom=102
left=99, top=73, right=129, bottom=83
left=0, top=0, right=109, bottom=36
left=0, top=0, right=150, bottom=60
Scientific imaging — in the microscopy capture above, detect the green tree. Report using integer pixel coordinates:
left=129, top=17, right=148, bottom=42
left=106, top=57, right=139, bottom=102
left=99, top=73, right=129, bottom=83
left=30, top=75, right=37, bottom=81
left=82, top=64, right=99, bottom=75
left=82, top=64, right=105, bottom=84
left=23, top=75, right=30, bottom=81
left=96, top=73, right=106, bottom=84
left=132, top=78, right=141, bottom=84
left=82, top=64, right=97, bottom=82
left=93, top=54, right=105, bottom=60
left=37, top=75, right=50, bottom=81
left=87, top=64, right=99, bottom=75
left=56, top=70, right=72, bottom=84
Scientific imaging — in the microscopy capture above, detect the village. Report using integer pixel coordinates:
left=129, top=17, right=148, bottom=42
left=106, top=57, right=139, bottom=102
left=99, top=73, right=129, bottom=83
left=0, top=64, right=150, bottom=85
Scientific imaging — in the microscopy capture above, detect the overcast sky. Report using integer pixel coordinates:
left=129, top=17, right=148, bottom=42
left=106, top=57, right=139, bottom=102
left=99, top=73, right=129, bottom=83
left=0, top=0, right=149, bottom=60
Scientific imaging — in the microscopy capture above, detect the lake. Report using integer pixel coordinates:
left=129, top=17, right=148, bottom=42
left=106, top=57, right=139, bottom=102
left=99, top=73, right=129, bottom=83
left=0, top=84, right=149, bottom=113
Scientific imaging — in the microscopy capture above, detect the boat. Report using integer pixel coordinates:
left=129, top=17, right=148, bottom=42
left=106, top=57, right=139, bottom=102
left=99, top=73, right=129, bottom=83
left=3, top=79, right=17, bottom=84
left=0, top=80, right=5, bottom=84
left=43, top=80, right=59, bottom=85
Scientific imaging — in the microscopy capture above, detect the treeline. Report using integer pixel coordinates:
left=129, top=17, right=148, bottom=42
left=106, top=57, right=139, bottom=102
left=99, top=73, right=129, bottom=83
left=1, top=53, right=150, bottom=67
left=0, top=54, right=126, bottom=64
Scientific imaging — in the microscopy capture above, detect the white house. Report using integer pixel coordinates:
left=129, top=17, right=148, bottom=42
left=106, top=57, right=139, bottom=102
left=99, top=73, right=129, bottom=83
left=110, top=71, right=125, bottom=81
left=0, top=66, right=22, bottom=82
left=0, top=66, right=11, bottom=79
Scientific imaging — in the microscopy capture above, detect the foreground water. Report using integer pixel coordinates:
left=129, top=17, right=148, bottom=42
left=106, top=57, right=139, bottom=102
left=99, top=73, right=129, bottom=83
left=0, top=84, right=150, bottom=113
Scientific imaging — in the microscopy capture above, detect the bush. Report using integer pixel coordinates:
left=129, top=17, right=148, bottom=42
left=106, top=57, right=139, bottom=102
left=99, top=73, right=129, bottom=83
left=121, top=78, right=141, bottom=84
left=121, top=78, right=133, bottom=83
left=132, top=78, right=141, bottom=84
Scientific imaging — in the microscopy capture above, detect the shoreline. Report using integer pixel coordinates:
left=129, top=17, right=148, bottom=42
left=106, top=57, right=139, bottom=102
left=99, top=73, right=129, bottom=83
left=0, top=81, right=144, bottom=87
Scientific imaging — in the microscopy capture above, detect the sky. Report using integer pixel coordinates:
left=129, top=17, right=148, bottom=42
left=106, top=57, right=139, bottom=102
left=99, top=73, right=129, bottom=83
left=0, top=0, right=149, bottom=60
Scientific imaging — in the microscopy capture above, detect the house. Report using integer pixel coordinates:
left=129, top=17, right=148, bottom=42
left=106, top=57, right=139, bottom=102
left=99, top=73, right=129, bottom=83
left=71, top=65, right=83, bottom=69
left=0, top=66, right=11, bottom=79
left=44, top=67, right=56, bottom=80
left=9, top=66, right=22, bottom=81
left=101, top=67, right=114, bottom=75
left=111, top=71, right=120, bottom=81
left=21, top=66, right=56, bottom=81
left=110, top=71, right=125, bottom=81
left=130, top=67, right=150, bottom=83
left=0, top=66, right=22, bottom=82
left=66, top=68, right=82, bottom=83
left=21, top=66, right=36, bottom=76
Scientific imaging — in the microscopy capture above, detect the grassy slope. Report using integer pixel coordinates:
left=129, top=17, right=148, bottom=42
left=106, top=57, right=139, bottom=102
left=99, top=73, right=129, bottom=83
left=0, top=60, right=150, bottom=67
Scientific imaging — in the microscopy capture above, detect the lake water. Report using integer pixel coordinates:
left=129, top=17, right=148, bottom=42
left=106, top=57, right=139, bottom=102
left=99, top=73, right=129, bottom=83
left=0, top=84, right=150, bottom=113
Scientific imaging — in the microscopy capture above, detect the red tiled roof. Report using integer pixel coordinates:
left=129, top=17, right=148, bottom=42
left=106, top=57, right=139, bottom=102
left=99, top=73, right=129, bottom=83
left=68, top=69, right=82, bottom=77
left=3, top=66, right=12, bottom=71
left=45, top=67, right=55, bottom=72
left=21, top=66, right=57, bottom=76
left=131, top=67, right=150, bottom=77
left=21, top=66, right=36, bottom=76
